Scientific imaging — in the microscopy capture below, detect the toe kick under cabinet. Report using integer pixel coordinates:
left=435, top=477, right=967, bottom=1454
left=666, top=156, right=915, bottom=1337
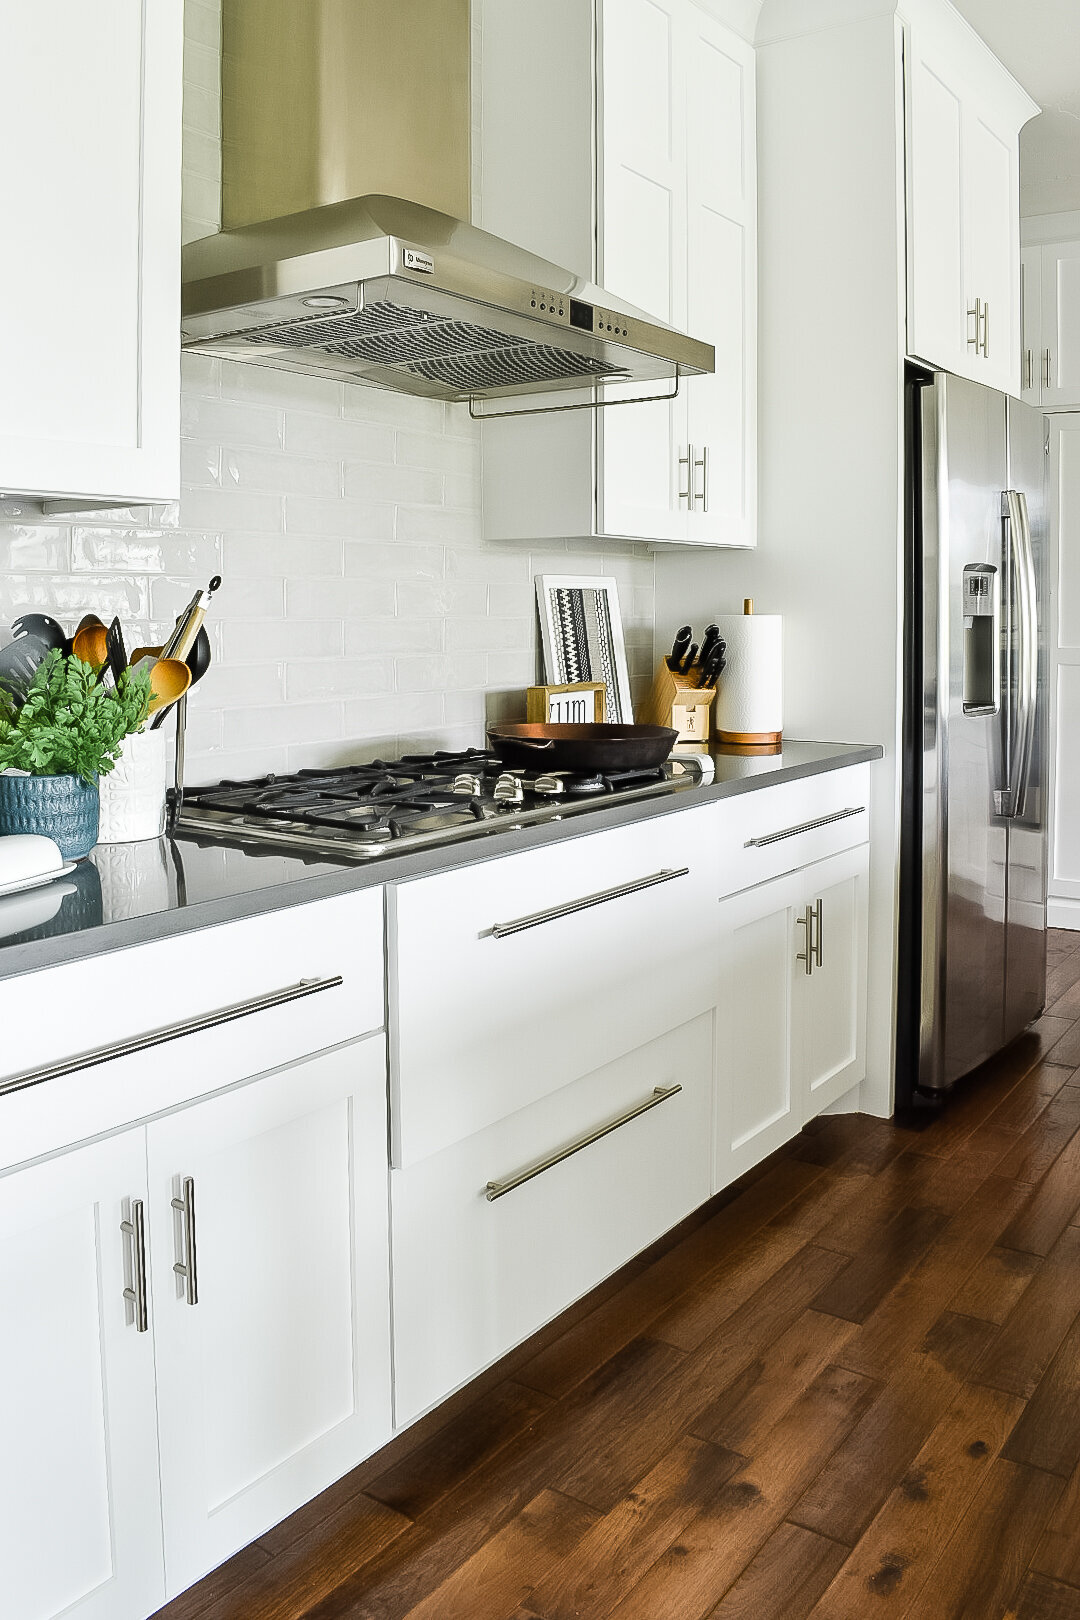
left=0, top=890, right=392, bottom=1620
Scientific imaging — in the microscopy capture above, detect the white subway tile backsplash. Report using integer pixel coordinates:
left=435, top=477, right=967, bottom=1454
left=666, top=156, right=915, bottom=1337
left=183, top=396, right=282, bottom=448
left=445, top=616, right=529, bottom=652
left=396, top=430, right=480, bottom=477
left=222, top=619, right=344, bottom=661
left=0, top=527, right=71, bottom=573
left=395, top=653, right=488, bottom=694
left=72, top=529, right=170, bottom=574
left=344, top=619, right=442, bottom=656
left=286, top=658, right=394, bottom=701
left=223, top=700, right=343, bottom=750
left=286, top=578, right=397, bottom=621
left=344, top=541, right=443, bottom=582
left=286, top=412, right=396, bottom=463
left=284, top=495, right=394, bottom=541
left=395, top=580, right=487, bottom=619
left=225, top=534, right=342, bottom=578
left=342, top=461, right=444, bottom=506
left=180, top=486, right=284, bottom=533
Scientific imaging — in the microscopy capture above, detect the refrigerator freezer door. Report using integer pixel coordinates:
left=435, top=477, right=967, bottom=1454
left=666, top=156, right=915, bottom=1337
left=1004, top=400, right=1049, bottom=1036
left=920, top=373, right=1008, bottom=1090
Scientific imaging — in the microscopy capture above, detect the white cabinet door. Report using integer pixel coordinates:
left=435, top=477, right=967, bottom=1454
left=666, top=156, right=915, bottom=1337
left=716, top=845, right=869, bottom=1184
left=963, top=102, right=1019, bottom=396
left=0, top=1134, right=164, bottom=1620
left=906, top=39, right=967, bottom=377
left=716, top=866, right=803, bottom=1185
left=797, top=843, right=869, bottom=1116
left=0, top=2, right=181, bottom=504
left=148, top=1041, right=393, bottom=1598
left=597, top=0, right=689, bottom=544
left=1041, top=241, right=1080, bottom=409
left=683, top=8, right=756, bottom=548
left=1021, top=245, right=1044, bottom=404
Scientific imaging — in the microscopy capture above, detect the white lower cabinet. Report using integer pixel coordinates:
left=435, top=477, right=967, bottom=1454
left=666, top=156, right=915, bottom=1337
left=716, top=843, right=869, bottom=1184
left=390, top=1012, right=714, bottom=1426
left=0, top=1134, right=164, bottom=1620
left=149, top=1041, right=393, bottom=1599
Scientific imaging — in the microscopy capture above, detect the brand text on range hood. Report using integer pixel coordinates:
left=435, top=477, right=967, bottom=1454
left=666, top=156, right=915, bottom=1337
left=180, top=0, right=714, bottom=406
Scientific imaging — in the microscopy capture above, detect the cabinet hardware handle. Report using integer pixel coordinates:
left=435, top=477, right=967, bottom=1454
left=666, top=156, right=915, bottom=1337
left=694, top=445, right=709, bottom=513
left=1044, top=349, right=1053, bottom=390
left=171, top=1176, right=199, bottom=1306
left=0, top=975, right=344, bottom=1099
left=745, top=806, right=865, bottom=849
left=981, top=300, right=990, bottom=358
left=967, top=299, right=982, bottom=350
left=121, top=1199, right=149, bottom=1333
left=490, top=867, right=690, bottom=938
left=485, top=1084, right=682, bottom=1202
left=812, top=898, right=824, bottom=968
left=796, top=906, right=814, bottom=975
left=679, top=445, right=695, bottom=510
left=1025, top=348, right=1033, bottom=391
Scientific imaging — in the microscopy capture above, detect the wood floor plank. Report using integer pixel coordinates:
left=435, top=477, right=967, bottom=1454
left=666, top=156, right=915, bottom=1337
left=397, top=1488, right=597, bottom=1620
left=999, top=1128, right=1080, bottom=1255
left=364, top=1380, right=553, bottom=1520
left=761, top=1169, right=874, bottom=1241
left=151, top=1545, right=275, bottom=1620
left=515, top=1158, right=825, bottom=1398
left=704, top=1523, right=849, bottom=1620
left=1007, top=1570, right=1080, bottom=1620
left=810, top=1200, right=948, bottom=1324
left=602, top=1365, right=880, bottom=1620
left=973, top=1225, right=1080, bottom=1397
left=1044, top=1023, right=1080, bottom=1070
left=1004, top=1309, right=1080, bottom=1477
left=1032, top=1459, right=1080, bottom=1586
left=984, top=1060, right=1074, bottom=1139
left=801, top=1382, right=1024, bottom=1619
left=834, top=1175, right=1030, bottom=1380
left=896, top=1459, right=1064, bottom=1620
left=908, top=1037, right=1047, bottom=1157
left=692, top=1309, right=857, bottom=1455
left=949, top=1244, right=1042, bottom=1325
left=996, top=1085, right=1080, bottom=1183
left=524, top=1436, right=742, bottom=1620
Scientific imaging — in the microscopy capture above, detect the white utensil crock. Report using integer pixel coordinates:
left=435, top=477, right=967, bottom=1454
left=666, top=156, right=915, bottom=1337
left=96, top=730, right=169, bottom=843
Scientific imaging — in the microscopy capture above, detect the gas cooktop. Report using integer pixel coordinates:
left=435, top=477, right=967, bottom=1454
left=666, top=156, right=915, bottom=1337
left=177, top=748, right=709, bottom=861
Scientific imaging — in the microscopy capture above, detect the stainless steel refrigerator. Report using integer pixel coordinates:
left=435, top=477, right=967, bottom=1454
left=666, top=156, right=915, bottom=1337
left=898, top=367, right=1048, bottom=1108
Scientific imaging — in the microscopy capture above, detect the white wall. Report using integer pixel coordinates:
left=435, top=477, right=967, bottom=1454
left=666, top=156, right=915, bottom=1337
left=0, top=0, right=655, bottom=784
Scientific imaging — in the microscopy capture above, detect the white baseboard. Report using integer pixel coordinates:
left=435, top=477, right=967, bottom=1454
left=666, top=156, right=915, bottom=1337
left=1048, top=896, right=1080, bottom=930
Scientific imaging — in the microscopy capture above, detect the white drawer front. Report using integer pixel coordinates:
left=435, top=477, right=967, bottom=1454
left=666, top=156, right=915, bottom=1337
left=0, top=888, right=384, bottom=1171
left=390, top=808, right=719, bottom=1165
left=715, top=764, right=871, bottom=896
left=390, top=1011, right=714, bottom=1426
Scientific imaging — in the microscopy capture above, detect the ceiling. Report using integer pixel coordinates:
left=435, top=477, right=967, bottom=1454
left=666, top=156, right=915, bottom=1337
left=951, top=0, right=1080, bottom=217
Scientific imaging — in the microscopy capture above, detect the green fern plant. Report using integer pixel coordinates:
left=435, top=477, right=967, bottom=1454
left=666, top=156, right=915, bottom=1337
left=0, top=651, right=152, bottom=783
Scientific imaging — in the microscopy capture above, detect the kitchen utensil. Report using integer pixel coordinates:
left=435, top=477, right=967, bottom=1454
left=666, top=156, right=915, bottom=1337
left=146, top=658, right=192, bottom=717
left=150, top=626, right=212, bottom=730
left=680, top=642, right=698, bottom=675
left=10, top=614, right=66, bottom=652
left=669, top=625, right=692, bottom=667
left=699, top=624, right=721, bottom=665
left=106, top=617, right=128, bottom=685
left=700, top=640, right=726, bottom=689
left=161, top=574, right=221, bottom=665
left=0, top=632, right=51, bottom=699
left=72, top=622, right=109, bottom=669
left=487, top=723, right=678, bottom=772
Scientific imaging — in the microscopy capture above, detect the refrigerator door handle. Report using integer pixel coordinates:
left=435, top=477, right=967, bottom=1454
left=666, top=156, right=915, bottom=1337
left=1002, top=490, right=1038, bottom=820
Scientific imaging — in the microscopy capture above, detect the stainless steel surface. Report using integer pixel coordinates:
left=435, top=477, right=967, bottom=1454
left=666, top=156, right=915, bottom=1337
left=484, top=1084, right=683, bottom=1202
left=171, top=1176, right=199, bottom=1307
left=221, top=0, right=470, bottom=228
left=1045, top=349, right=1053, bottom=389
left=1025, top=348, right=1034, bottom=391
left=466, top=371, right=683, bottom=422
left=743, top=806, right=866, bottom=848
left=694, top=445, right=709, bottom=512
left=121, top=1199, right=149, bottom=1333
left=490, top=868, right=691, bottom=940
left=796, top=906, right=813, bottom=976
left=0, top=976, right=343, bottom=1099
left=911, top=371, right=1047, bottom=1096
left=679, top=445, right=693, bottom=508
left=982, top=300, right=990, bottom=358
left=812, top=897, right=824, bottom=969
left=968, top=300, right=982, bottom=349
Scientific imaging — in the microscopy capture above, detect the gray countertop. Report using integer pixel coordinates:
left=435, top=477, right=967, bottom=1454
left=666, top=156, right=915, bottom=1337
left=0, top=739, right=882, bottom=980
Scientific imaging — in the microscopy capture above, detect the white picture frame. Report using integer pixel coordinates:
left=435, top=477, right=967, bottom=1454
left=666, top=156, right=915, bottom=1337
left=535, top=575, right=633, bottom=723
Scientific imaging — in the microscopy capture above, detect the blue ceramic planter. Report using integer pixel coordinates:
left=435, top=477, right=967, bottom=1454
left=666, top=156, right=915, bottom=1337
left=0, top=773, right=99, bottom=859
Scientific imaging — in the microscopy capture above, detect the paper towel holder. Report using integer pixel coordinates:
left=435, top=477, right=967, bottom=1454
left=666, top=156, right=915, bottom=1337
left=714, top=599, right=783, bottom=752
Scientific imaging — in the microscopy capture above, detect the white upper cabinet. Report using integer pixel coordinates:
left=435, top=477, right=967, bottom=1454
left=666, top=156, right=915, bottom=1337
left=905, top=7, right=1036, bottom=396
left=478, top=0, right=756, bottom=548
left=1021, top=243, right=1044, bottom=404
left=1038, top=241, right=1080, bottom=408
left=0, top=2, right=182, bottom=504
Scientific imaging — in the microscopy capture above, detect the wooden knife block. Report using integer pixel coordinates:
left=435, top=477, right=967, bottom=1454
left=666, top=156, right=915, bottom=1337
left=643, top=658, right=716, bottom=744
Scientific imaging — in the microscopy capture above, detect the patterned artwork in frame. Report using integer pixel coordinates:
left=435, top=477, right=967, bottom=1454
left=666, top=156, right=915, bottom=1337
left=535, top=576, right=633, bottom=723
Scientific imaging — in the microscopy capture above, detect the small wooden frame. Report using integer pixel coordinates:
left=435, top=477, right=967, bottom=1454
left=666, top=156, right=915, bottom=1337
left=526, top=682, right=607, bottom=724
left=642, top=659, right=716, bottom=744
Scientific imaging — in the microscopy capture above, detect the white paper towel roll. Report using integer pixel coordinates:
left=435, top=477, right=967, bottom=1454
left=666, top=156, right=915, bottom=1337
left=715, top=613, right=783, bottom=740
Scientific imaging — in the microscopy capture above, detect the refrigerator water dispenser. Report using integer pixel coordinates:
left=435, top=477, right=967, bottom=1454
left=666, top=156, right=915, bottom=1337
left=962, top=562, right=1000, bottom=715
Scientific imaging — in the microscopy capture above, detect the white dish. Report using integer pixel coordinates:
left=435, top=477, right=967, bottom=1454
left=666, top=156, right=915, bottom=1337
left=0, top=862, right=77, bottom=900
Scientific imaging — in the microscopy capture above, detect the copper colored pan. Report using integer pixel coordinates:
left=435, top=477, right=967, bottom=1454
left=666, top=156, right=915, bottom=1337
left=487, top=723, right=678, bottom=773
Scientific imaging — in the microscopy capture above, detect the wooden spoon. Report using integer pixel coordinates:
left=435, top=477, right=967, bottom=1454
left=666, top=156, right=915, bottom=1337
left=146, top=657, right=192, bottom=717
left=72, top=622, right=109, bottom=669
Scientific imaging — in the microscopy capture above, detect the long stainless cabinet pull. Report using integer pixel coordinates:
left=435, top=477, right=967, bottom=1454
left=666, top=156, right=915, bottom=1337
left=485, top=1084, right=682, bottom=1202
left=967, top=299, right=982, bottom=350
left=812, top=898, right=824, bottom=968
left=679, top=445, right=695, bottom=510
left=491, top=868, right=690, bottom=938
left=171, top=1176, right=199, bottom=1306
left=745, top=807, right=865, bottom=849
left=0, top=975, right=343, bottom=1099
left=796, top=907, right=814, bottom=975
left=981, top=300, right=990, bottom=359
left=121, top=1199, right=149, bottom=1332
left=694, top=445, right=709, bottom=513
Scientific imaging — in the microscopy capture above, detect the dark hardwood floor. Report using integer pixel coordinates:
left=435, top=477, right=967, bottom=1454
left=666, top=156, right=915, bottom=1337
left=157, top=928, right=1080, bottom=1620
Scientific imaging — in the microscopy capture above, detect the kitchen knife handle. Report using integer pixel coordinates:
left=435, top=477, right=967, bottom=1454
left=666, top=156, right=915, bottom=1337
left=121, top=1199, right=149, bottom=1333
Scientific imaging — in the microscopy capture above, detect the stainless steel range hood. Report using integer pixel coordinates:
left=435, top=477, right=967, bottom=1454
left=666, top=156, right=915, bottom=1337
left=180, top=1, right=714, bottom=406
